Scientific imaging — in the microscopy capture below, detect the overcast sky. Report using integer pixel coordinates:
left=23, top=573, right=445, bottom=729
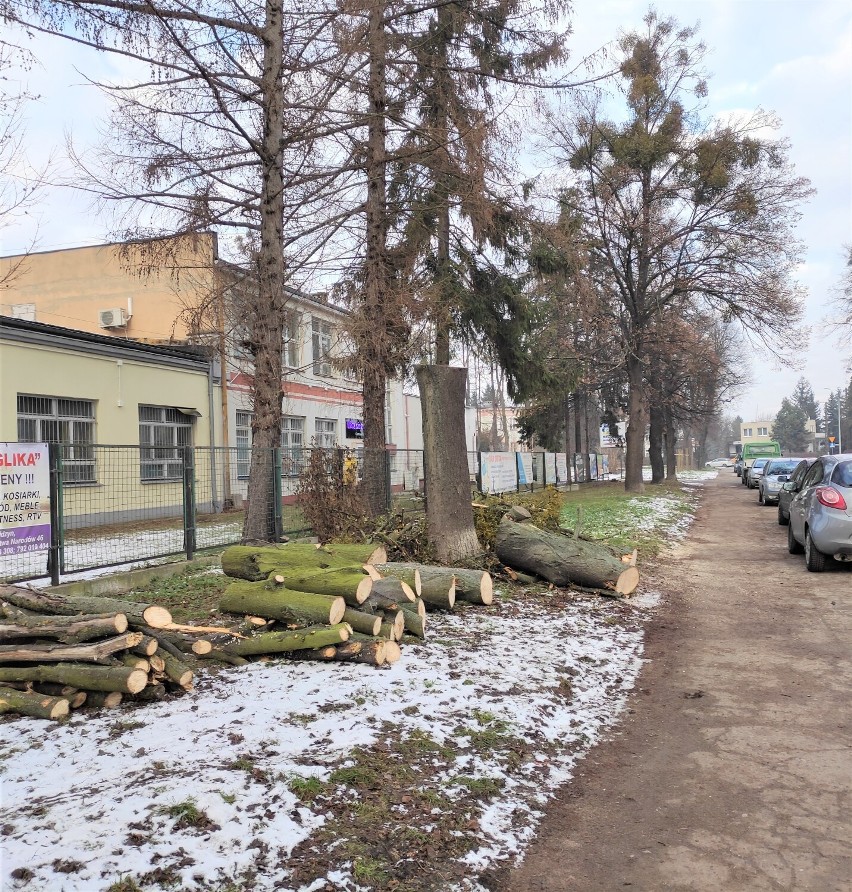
left=2, top=0, right=850, bottom=423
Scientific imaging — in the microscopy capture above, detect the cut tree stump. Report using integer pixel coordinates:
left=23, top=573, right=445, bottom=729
left=220, top=579, right=346, bottom=626
left=220, top=543, right=386, bottom=581
left=495, top=517, right=640, bottom=595
left=225, top=623, right=351, bottom=656
left=0, top=685, right=69, bottom=720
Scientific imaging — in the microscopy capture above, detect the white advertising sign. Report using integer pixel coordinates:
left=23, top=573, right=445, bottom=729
left=516, top=452, right=533, bottom=486
left=0, top=443, right=51, bottom=557
left=480, top=452, right=518, bottom=494
left=544, top=452, right=557, bottom=485
left=555, top=453, right=569, bottom=484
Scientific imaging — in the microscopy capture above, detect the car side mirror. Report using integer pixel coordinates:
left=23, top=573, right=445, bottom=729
left=782, top=482, right=795, bottom=491
left=777, top=475, right=789, bottom=483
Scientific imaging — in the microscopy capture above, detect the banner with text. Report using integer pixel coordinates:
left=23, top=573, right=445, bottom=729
left=0, top=443, right=51, bottom=557
left=556, top=453, right=569, bottom=484
left=516, top=452, right=533, bottom=486
left=544, top=452, right=557, bottom=485
left=480, top=452, right=518, bottom=494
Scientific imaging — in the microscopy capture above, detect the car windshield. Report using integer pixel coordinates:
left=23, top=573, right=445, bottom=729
left=753, top=459, right=769, bottom=469
left=767, top=461, right=798, bottom=475
left=831, top=461, right=852, bottom=487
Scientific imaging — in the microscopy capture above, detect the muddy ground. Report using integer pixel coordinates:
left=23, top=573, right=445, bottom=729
left=494, top=472, right=852, bottom=892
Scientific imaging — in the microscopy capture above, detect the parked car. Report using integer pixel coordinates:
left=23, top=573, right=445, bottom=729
left=758, top=458, right=803, bottom=505
left=741, top=440, right=782, bottom=485
left=777, top=458, right=818, bottom=525
left=787, top=454, right=852, bottom=571
left=746, top=457, right=770, bottom=489
left=705, top=458, right=731, bottom=469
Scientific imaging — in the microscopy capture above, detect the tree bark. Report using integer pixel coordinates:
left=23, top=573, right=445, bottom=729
left=342, top=608, right=382, bottom=636
left=663, top=406, right=678, bottom=482
left=0, top=686, right=69, bottom=720
left=271, top=569, right=372, bottom=605
left=417, top=365, right=482, bottom=562
left=495, top=517, right=640, bottom=595
left=0, top=632, right=142, bottom=664
left=0, top=612, right=128, bottom=644
left=0, top=663, right=148, bottom=694
left=649, top=403, right=665, bottom=483
left=220, top=580, right=346, bottom=626
left=624, top=352, right=647, bottom=493
left=0, top=587, right=171, bottom=629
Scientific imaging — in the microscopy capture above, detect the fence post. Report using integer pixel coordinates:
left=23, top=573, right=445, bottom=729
left=384, top=450, right=392, bottom=512
left=273, top=448, right=284, bottom=541
left=47, top=442, right=63, bottom=586
left=475, top=451, right=483, bottom=494
left=182, top=446, right=197, bottom=560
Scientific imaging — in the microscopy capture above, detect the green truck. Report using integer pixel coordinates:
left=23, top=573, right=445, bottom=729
left=740, top=440, right=782, bottom=486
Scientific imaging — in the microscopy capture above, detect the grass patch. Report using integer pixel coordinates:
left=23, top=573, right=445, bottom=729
left=453, top=775, right=505, bottom=798
left=289, top=775, right=327, bottom=802
left=105, top=878, right=143, bottom=892
left=159, top=799, right=213, bottom=831
left=129, top=568, right=230, bottom=622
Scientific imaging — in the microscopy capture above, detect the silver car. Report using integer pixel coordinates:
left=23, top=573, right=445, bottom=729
left=787, top=454, right=852, bottom=571
left=746, top=457, right=770, bottom=489
left=777, top=458, right=818, bottom=525
left=758, top=458, right=803, bottom=505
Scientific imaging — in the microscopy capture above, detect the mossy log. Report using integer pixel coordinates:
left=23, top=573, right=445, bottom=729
left=221, top=579, right=346, bottom=626
left=333, top=640, right=387, bottom=666
left=0, top=685, right=69, bottom=720
left=370, top=577, right=415, bottom=603
left=117, top=653, right=150, bottom=672
left=399, top=609, right=425, bottom=638
left=225, top=623, right=351, bottom=656
left=374, top=563, right=492, bottom=606
left=134, top=683, right=167, bottom=702
left=148, top=654, right=166, bottom=673
left=342, top=608, right=382, bottom=636
left=0, top=587, right=171, bottom=629
left=131, top=636, right=159, bottom=657
left=349, top=632, right=400, bottom=665
left=495, top=517, right=640, bottom=595
left=0, top=632, right=143, bottom=664
left=160, top=651, right=194, bottom=689
left=378, top=610, right=404, bottom=641
left=268, top=569, right=372, bottom=605
left=0, top=663, right=148, bottom=694
left=85, top=691, right=123, bottom=708
left=220, top=543, right=386, bottom=581
left=130, top=625, right=193, bottom=659
left=195, top=649, right=250, bottom=667
left=443, top=569, right=493, bottom=606
left=371, top=563, right=421, bottom=593
left=0, top=612, right=128, bottom=644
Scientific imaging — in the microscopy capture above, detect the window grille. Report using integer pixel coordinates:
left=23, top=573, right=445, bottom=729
left=139, top=406, right=193, bottom=480
left=282, top=416, right=305, bottom=476
left=315, top=417, right=337, bottom=448
left=235, top=411, right=252, bottom=478
left=16, top=394, right=96, bottom=483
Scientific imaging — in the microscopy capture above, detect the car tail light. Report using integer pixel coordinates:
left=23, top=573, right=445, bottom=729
left=816, top=486, right=848, bottom=510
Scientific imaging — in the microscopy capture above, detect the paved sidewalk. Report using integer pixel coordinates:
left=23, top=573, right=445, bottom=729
left=497, top=474, right=852, bottom=892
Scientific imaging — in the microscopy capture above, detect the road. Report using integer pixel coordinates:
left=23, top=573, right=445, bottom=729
left=495, top=472, right=852, bottom=892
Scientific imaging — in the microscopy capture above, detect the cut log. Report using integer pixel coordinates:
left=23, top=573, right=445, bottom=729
left=371, top=563, right=421, bottom=595
left=399, top=609, right=425, bottom=638
left=379, top=610, right=404, bottom=641
left=333, top=640, right=387, bottom=666
left=0, top=686, right=69, bottom=720
left=85, top=691, right=123, bottom=709
left=342, top=608, right=382, bottom=637
left=383, top=640, right=401, bottom=664
left=268, top=569, right=372, bottom=605
left=149, top=654, right=166, bottom=673
left=160, top=651, right=194, bottom=689
left=134, top=683, right=167, bottom=702
left=131, top=636, right=159, bottom=657
left=221, top=580, right=346, bottom=626
left=369, top=578, right=415, bottom=603
left=495, top=517, right=640, bottom=595
left=0, top=663, right=147, bottom=694
left=0, top=587, right=171, bottom=629
left=163, top=623, right=237, bottom=636
left=191, top=639, right=214, bottom=655
left=0, top=612, right=128, bottom=644
left=445, top=569, right=493, bottom=606
left=225, top=623, right=351, bottom=656
left=0, top=632, right=143, bottom=664
left=220, top=543, right=387, bottom=581
left=285, top=645, right=338, bottom=662
left=194, top=649, right=249, bottom=667
left=117, top=653, right=150, bottom=672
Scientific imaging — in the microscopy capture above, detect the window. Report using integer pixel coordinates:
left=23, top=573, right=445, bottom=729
left=283, top=311, right=301, bottom=369
left=17, top=395, right=96, bottom=483
left=801, top=462, right=825, bottom=489
left=311, top=317, right=333, bottom=376
left=757, top=427, right=768, bottom=437
left=282, top=416, right=305, bottom=476
left=236, top=411, right=252, bottom=478
left=139, top=406, right=193, bottom=481
left=315, top=418, right=336, bottom=448
left=743, top=427, right=752, bottom=438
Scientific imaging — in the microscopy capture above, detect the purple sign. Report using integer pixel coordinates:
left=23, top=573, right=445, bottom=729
left=0, top=443, right=51, bottom=557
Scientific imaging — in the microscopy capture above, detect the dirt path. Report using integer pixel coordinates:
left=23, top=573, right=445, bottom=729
left=495, top=473, right=852, bottom=892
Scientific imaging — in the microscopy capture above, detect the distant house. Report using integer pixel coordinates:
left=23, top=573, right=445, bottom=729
left=740, top=420, right=774, bottom=443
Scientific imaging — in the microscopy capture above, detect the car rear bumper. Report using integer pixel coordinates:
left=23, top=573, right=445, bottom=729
left=809, top=513, right=852, bottom=558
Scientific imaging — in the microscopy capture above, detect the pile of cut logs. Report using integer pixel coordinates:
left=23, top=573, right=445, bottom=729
left=0, top=586, right=228, bottom=720
left=215, top=541, right=494, bottom=668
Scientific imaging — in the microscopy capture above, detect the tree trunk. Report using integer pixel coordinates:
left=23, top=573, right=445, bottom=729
left=0, top=587, right=171, bottom=629
left=220, top=543, right=386, bottom=580
left=663, top=406, right=678, bottom=482
left=495, top=517, right=639, bottom=595
left=417, top=365, right=482, bottom=562
left=0, top=612, right=128, bottom=644
left=624, top=353, right=647, bottom=493
left=0, top=663, right=148, bottom=694
left=220, top=580, right=346, bottom=626
left=226, top=623, right=350, bottom=656
left=0, top=686, right=69, bottom=720
left=649, top=403, right=665, bottom=483
left=0, top=632, right=142, bottom=664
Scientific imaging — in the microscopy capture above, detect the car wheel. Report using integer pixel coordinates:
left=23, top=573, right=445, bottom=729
left=788, top=522, right=804, bottom=554
left=805, top=530, right=828, bottom=572
left=778, top=505, right=788, bottom=526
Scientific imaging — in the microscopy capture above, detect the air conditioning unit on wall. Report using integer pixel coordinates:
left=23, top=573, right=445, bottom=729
left=99, top=307, right=128, bottom=329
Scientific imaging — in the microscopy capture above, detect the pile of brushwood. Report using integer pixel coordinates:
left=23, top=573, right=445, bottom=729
left=0, top=586, right=234, bottom=720
left=215, top=541, right=494, bottom=667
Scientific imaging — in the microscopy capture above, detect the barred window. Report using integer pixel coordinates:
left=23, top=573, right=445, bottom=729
left=282, top=416, right=305, bottom=476
left=236, top=411, right=252, bottom=478
left=315, top=417, right=336, bottom=448
left=139, top=406, right=193, bottom=481
left=16, top=394, right=96, bottom=483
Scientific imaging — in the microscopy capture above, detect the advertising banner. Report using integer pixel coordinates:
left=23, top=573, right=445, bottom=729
left=555, top=453, right=569, bottom=484
left=589, top=453, right=599, bottom=480
left=544, top=452, right=557, bottom=485
left=516, top=452, right=533, bottom=486
left=480, top=452, right=518, bottom=494
left=600, top=453, right=610, bottom=478
left=573, top=453, right=586, bottom=483
left=0, top=443, right=51, bottom=557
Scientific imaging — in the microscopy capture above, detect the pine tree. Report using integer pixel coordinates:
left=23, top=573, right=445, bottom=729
left=773, top=398, right=809, bottom=453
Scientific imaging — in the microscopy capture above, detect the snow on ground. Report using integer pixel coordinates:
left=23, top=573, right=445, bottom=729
left=0, top=474, right=710, bottom=892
